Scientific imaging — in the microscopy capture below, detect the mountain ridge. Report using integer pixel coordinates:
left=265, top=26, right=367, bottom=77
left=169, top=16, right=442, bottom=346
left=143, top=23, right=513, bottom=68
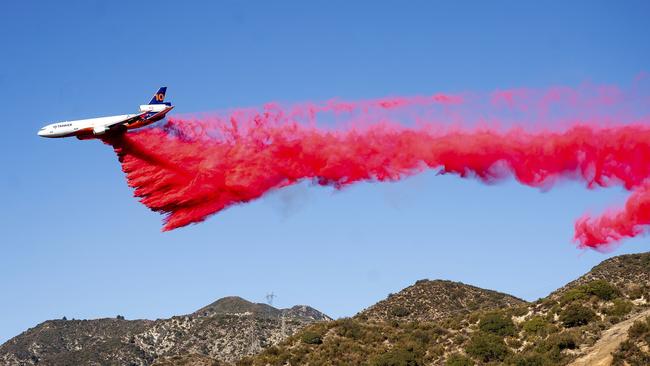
left=243, top=251, right=650, bottom=366
left=357, top=279, right=527, bottom=323
left=0, top=296, right=331, bottom=366
left=3, top=252, right=649, bottom=365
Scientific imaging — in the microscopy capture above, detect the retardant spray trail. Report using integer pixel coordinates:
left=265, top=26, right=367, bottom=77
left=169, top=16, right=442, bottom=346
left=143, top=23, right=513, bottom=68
left=105, top=86, right=650, bottom=250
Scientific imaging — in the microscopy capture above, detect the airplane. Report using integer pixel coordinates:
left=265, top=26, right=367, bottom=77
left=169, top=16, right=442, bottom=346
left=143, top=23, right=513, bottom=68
left=37, top=87, right=174, bottom=140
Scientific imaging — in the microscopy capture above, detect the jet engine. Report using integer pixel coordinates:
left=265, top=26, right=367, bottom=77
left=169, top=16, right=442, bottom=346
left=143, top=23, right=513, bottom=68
left=93, top=125, right=108, bottom=135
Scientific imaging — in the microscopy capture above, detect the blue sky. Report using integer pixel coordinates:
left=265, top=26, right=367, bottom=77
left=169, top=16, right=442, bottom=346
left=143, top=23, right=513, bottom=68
left=1, top=1, right=649, bottom=343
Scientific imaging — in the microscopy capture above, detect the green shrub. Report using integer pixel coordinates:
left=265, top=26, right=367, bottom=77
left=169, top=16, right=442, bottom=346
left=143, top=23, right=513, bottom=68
left=628, top=319, right=649, bottom=339
left=390, top=306, right=411, bottom=318
left=546, top=304, right=562, bottom=321
left=506, top=337, right=522, bottom=349
left=301, top=330, right=323, bottom=345
left=560, top=304, right=596, bottom=327
left=532, top=331, right=579, bottom=364
left=583, top=280, right=621, bottom=301
left=465, top=332, right=510, bottom=363
left=479, top=312, right=516, bottom=336
left=560, top=288, right=588, bottom=304
left=446, top=353, right=474, bottom=366
left=605, top=299, right=633, bottom=317
left=561, top=280, right=620, bottom=304
left=336, top=318, right=362, bottom=339
left=522, top=316, right=552, bottom=336
left=370, top=348, right=420, bottom=366
left=545, top=331, right=578, bottom=351
left=442, top=316, right=466, bottom=331
left=511, top=306, right=529, bottom=317
left=453, top=334, right=466, bottom=345
left=540, top=298, right=557, bottom=308
left=431, top=325, right=448, bottom=336
left=410, top=329, right=431, bottom=345
left=510, top=353, right=550, bottom=366
left=628, top=286, right=645, bottom=300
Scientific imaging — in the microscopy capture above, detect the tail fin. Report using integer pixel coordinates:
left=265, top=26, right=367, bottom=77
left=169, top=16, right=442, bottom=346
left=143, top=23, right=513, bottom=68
left=148, top=87, right=167, bottom=105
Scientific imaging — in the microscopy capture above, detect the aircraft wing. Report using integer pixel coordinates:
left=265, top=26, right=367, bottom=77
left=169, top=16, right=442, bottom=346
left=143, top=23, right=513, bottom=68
left=109, top=112, right=148, bottom=127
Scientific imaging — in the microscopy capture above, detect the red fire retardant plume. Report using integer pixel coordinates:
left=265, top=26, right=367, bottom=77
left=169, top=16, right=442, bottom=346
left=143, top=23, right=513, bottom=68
left=104, top=90, right=650, bottom=250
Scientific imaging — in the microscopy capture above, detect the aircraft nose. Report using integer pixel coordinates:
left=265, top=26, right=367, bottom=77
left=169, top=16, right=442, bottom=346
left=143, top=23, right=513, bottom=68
left=37, top=129, right=45, bottom=136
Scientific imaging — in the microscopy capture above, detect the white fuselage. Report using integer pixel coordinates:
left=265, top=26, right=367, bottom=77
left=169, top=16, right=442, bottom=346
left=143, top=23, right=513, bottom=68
left=37, top=103, right=173, bottom=139
left=38, top=114, right=140, bottom=138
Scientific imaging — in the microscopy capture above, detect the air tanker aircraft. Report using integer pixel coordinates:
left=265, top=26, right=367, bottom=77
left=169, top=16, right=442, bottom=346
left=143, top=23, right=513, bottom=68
left=37, top=87, right=173, bottom=139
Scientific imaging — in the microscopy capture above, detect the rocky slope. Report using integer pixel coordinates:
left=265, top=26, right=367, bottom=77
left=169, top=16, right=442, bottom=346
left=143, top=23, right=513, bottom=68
left=0, top=296, right=330, bottom=366
left=611, top=311, right=650, bottom=365
left=569, top=308, right=650, bottom=366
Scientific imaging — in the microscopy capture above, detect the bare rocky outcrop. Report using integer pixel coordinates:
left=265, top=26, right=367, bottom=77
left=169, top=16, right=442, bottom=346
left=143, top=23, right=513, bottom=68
left=0, top=296, right=330, bottom=366
left=569, top=308, right=650, bottom=366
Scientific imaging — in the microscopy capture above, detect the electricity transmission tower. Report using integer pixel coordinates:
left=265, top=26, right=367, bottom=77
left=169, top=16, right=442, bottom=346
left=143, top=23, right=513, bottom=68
left=265, top=292, right=276, bottom=306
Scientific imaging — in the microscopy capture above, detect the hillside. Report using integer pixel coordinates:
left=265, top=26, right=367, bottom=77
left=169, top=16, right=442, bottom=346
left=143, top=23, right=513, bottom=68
left=3, top=252, right=649, bottom=366
left=550, top=252, right=650, bottom=300
left=359, top=279, right=526, bottom=323
left=0, top=296, right=330, bottom=366
left=0, top=318, right=154, bottom=365
left=243, top=252, right=650, bottom=366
